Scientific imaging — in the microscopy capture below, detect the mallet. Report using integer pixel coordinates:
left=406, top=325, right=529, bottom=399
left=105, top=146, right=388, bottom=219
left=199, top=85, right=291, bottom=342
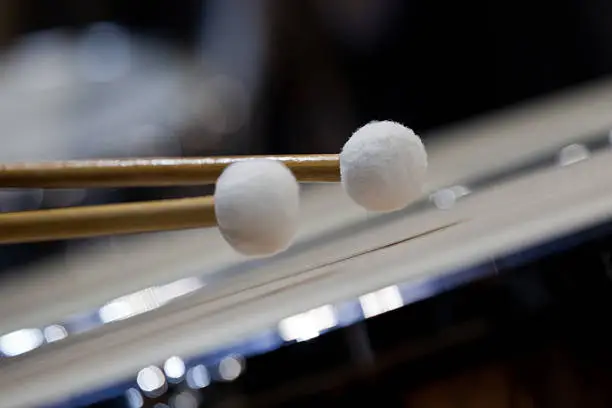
left=0, top=121, right=427, bottom=256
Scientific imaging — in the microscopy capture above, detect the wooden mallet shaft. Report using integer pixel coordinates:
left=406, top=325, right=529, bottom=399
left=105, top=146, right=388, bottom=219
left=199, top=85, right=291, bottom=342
left=0, top=196, right=217, bottom=244
left=0, top=154, right=340, bottom=188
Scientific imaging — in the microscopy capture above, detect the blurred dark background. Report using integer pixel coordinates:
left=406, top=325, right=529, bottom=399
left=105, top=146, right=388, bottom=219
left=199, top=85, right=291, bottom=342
left=3, top=2, right=612, bottom=407
left=5, top=0, right=612, bottom=152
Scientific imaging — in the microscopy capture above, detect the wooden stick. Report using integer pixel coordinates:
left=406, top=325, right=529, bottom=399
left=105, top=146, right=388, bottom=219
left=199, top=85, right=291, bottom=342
left=0, top=196, right=217, bottom=244
left=0, top=155, right=340, bottom=188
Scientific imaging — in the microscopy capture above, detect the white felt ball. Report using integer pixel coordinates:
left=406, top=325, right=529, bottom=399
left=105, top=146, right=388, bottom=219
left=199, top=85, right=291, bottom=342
left=214, top=159, right=300, bottom=256
left=340, top=120, right=427, bottom=212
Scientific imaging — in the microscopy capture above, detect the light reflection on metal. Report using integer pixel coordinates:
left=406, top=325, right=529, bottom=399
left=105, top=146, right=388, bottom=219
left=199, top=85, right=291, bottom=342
left=136, top=365, right=167, bottom=397
left=185, top=365, right=210, bottom=389
left=430, top=185, right=470, bottom=210
left=218, top=354, right=245, bottom=381
left=125, top=388, right=144, bottom=408
left=43, top=324, right=68, bottom=343
left=169, top=392, right=199, bottom=408
left=359, top=285, right=403, bottom=318
left=278, top=304, right=337, bottom=342
left=98, top=278, right=205, bottom=324
left=0, top=328, right=44, bottom=357
left=558, top=144, right=590, bottom=166
left=430, top=188, right=456, bottom=210
left=163, top=356, right=186, bottom=382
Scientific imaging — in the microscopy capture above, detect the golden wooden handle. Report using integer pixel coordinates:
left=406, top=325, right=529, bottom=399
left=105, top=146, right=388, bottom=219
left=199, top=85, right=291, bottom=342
left=0, top=196, right=216, bottom=244
left=0, top=155, right=340, bottom=188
